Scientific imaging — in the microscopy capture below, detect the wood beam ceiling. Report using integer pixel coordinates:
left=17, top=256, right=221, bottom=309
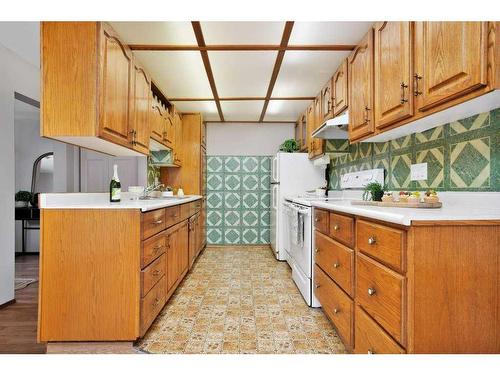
left=258, top=21, right=294, bottom=122
left=205, top=121, right=296, bottom=124
left=191, top=21, right=224, bottom=122
left=129, top=44, right=356, bottom=51
left=169, top=96, right=315, bottom=102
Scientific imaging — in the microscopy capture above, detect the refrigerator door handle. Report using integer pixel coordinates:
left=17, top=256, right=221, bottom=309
left=272, top=185, right=278, bottom=210
left=272, top=156, right=278, bottom=182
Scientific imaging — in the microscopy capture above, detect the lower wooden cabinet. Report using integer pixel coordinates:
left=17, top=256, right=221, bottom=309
left=313, top=209, right=500, bottom=353
left=140, top=275, right=166, bottom=336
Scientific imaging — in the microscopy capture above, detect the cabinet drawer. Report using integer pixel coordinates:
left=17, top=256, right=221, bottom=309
left=314, top=264, right=354, bottom=349
left=354, top=305, right=405, bottom=354
left=140, top=275, right=166, bottom=336
left=315, top=231, right=354, bottom=296
left=142, top=208, right=166, bottom=240
left=141, top=231, right=166, bottom=268
left=141, top=254, right=166, bottom=297
left=356, top=253, right=406, bottom=345
left=164, top=205, right=181, bottom=228
left=357, top=219, right=406, bottom=273
left=329, top=212, right=355, bottom=247
left=314, top=208, right=329, bottom=235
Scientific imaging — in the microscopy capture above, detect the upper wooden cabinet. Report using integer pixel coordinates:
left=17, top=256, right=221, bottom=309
left=374, top=22, right=414, bottom=129
left=130, top=64, right=152, bottom=155
left=333, top=59, right=349, bottom=116
left=306, top=103, right=315, bottom=159
left=300, top=113, right=308, bottom=152
left=348, top=28, right=375, bottom=141
left=41, top=22, right=150, bottom=156
left=321, top=79, right=334, bottom=122
left=172, top=108, right=183, bottom=166
left=415, top=22, right=488, bottom=112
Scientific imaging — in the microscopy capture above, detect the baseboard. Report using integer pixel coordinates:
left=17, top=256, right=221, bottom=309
left=0, top=298, right=16, bottom=310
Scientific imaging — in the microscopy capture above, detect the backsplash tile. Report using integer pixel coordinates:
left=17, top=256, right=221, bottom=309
left=327, top=107, right=500, bottom=192
left=207, top=155, right=272, bottom=245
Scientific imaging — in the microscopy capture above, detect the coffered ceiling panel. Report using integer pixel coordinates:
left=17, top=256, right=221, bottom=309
left=289, top=22, right=373, bottom=45
left=171, top=101, right=220, bottom=121
left=272, top=51, right=349, bottom=97
left=201, top=22, right=285, bottom=45
left=109, top=22, right=197, bottom=45
left=134, top=51, right=213, bottom=98
left=209, top=51, right=278, bottom=97
left=264, top=100, right=311, bottom=122
left=220, top=101, right=265, bottom=122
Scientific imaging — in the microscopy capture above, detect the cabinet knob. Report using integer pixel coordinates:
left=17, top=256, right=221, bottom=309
left=314, top=218, right=319, bottom=222
left=368, top=287, right=376, bottom=296
left=333, top=224, right=340, bottom=231
left=333, top=308, right=340, bottom=314
left=315, top=283, right=320, bottom=289
left=314, top=248, right=319, bottom=253
left=152, top=270, right=161, bottom=276
left=153, top=219, right=163, bottom=225
left=368, top=236, right=376, bottom=245
left=367, top=349, right=374, bottom=354
left=153, top=245, right=163, bottom=252
left=333, top=262, right=340, bottom=269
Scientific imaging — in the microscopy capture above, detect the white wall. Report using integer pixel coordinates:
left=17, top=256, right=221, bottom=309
left=206, top=122, right=295, bottom=156
left=0, top=43, right=40, bottom=305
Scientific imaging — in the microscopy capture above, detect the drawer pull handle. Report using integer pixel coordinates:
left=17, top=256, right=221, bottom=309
left=152, top=270, right=161, bottom=276
left=333, top=262, right=340, bottom=269
left=314, top=248, right=319, bottom=253
left=333, top=224, right=340, bottom=231
left=315, top=284, right=320, bottom=289
left=368, top=236, right=376, bottom=245
left=333, top=308, right=340, bottom=314
left=368, top=287, right=376, bottom=296
left=367, top=349, right=375, bottom=354
left=314, top=218, right=319, bottom=222
left=153, top=219, right=163, bottom=225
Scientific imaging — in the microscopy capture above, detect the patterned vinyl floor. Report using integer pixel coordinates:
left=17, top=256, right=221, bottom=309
left=135, top=245, right=346, bottom=354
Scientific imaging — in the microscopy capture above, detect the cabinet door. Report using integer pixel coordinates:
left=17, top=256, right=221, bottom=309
left=306, top=103, right=315, bottom=159
left=164, top=114, right=174, bottom=147
left=99, top=25, right=133, bottom=147
left=321, top=79, right=334, bottom=122
left=150, top=99, right=164, bottom=142
left=178, top=222, right=189, bottom=276
left=415, top=22, right=487, bottom=111
left=313, top=95, right=324, bottom=157
left=300, top=113, right=307, bottom=151
left=374, top=22, right=414, bottom=129
left=348, top=28, right=375, bottom=141
left=166, top=230, right=177, bottom=292
left=130, top=64, right=151, bottom=154
left=173, top=113, right=183, bottom=166
left=333, top=59, right=349, bottom=116
left=188, top=218, right=196, bottom=268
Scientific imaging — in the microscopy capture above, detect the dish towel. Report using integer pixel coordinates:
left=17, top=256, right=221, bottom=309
left=297, top=210, right=305, bottom=248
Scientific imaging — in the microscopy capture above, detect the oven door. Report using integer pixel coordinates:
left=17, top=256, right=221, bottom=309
left=289, top=204, right=312, bottom=279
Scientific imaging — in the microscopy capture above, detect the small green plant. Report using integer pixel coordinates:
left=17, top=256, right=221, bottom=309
left=363, top=182, right=384, bottom=202
left=279, top=139, right=299, bottom=153
left=15, top=190, right=32, bottom=202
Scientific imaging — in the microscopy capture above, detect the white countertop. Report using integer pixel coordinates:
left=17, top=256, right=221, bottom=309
left=40, top=193, right=202, bottom=212
left=288, top=192, right=500, bottom=226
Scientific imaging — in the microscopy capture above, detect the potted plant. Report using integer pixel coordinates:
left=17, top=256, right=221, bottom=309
left=15, top=190, right=33, bottom=208
left=363, top=182, right=384, bottom=202
left=279, top=139, right=299, bottom=153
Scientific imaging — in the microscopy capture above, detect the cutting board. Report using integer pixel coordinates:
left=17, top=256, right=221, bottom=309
left=351, top=200, right=442, bottom=208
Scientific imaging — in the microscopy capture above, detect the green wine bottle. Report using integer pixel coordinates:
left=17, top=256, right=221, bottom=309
left=110, top=164, right=121, bottom=203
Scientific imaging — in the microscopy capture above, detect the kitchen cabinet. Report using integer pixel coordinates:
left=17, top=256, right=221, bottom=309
left=99, top=24, right=134, bottom=148
left=306, top=103, right=315, bottom=159
left=130, top=63, right=152, bottom=154
left=38, top=199, right=202, bottom=343
left=313, top=207, right=500, bottom=353
left=321, top=79, right=334, bottom=122
left=332, top=58, right=349, bottom=116
left=415, top=22, right=488, bottom=112
left=299, top=113, right=307, bottom=151
left=41, top=22, right=148, bottom=156
left=348, top=28, right=375, bottom=141
left=374, top=22, right=414, bottom=129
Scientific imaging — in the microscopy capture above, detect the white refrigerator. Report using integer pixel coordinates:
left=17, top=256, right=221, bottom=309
left=270, top=152, right=325, bottom=260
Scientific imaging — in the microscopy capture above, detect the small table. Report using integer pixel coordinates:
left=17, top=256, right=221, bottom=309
left=15, top=206, right=40, bottom=254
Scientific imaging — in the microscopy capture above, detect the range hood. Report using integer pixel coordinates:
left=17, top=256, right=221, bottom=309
left=311, top=111, right=349, bottom=139
left=149, top=140, right=178, bottom=167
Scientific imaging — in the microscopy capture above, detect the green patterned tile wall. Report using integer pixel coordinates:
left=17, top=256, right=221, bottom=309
left=327, top=108, right=500, bottom=191
left=206, top=155, right=272, bottom=245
